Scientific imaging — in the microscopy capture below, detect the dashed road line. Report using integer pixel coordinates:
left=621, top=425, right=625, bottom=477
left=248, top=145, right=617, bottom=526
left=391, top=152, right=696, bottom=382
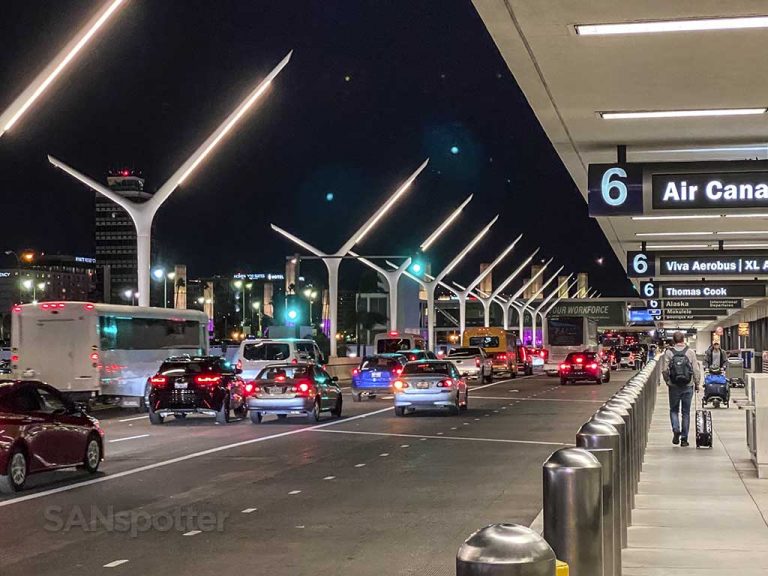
left=241, top=508, right=258, bottom=514
left=104, top=559, right=129, bottom=568
left=473, top=396, right=604, bottom=403
left=316, top=429, right=573, bottom=447
left=323, top=476, right=336, bottom=480
left=354, top=463, right=366, bottom=468
left=183, top=530, right=201, bottom=536
left=117, top=415, right=147, bottom=423
left=108, top=434, right=150, bottom=443
left=379, top=453, right=389, bottom=457
left=288, top=490, right=302, bottom=495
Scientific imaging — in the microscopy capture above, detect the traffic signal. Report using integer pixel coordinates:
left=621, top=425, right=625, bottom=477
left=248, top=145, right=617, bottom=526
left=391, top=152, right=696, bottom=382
left=286, top=308, right=299, bottom=323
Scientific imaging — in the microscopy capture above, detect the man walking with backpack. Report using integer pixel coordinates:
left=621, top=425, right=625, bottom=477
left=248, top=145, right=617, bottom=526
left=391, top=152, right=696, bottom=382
left=662, top=331, right=702, bottom=447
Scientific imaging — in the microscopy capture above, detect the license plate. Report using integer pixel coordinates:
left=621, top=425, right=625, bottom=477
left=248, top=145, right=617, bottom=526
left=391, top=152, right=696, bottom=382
left=371, top=371, right=382, bottom=379
left=416, top=382, right=430, bottom=389
left=174, top=382, right=188, bottom=390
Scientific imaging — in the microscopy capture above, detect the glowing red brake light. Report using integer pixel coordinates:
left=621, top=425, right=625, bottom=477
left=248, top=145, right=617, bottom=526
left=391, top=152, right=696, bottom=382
left=89, top=352, right=99, bottom=362
left=194, top=375, right=222, bottom=386
left=393, top=380, right=408, bottom=390
left=559, top=363, right=569, bottom=370
left=352, top=368, right=360, bottom=376
left=575, top=356, right=584, bottom=363
left=291, top=357, right=298, bottom=365
left=587, top=363, right=598, bottom=370
left=298, top=382, right=310, bottom=393
left=388, top=331, right=399, bottom=337
left=150, top=375, right=168, bottom=387
left=84, top=303, right=95, bottom=310
left=245, top=382, right=255, bottom=394
left=275, top=375, right=286, bottom=382
left=437, top=378, right=454, bottom=388
left=11, top=355, right=19, bottom=363
left=236, top=359, right=242, bottom=371
left=12, top=305, right=22, bottom=313
left=475, top=357, right=481, bottom=367
left=394, top=367, right=402, bottom=376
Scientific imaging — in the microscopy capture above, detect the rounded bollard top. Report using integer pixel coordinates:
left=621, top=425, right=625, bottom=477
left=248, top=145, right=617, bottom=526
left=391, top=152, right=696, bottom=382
left=592, top=410, right=625, bottom=428
left=457, top=523, right=556, bottom=567
left=577, top=419, right=619, bottom=439
left=544, top=447, right=601, bottom=471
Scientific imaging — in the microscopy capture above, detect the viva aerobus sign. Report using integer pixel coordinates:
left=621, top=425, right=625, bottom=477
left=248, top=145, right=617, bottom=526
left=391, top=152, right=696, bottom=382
left=627, top=251, right=768, bottom=278
left=588, top=160, right=768, bottom=216
left=548, top=300, right=626, bottom=325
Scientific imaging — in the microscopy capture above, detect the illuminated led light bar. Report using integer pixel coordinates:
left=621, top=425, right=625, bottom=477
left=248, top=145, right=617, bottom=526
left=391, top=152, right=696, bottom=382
left=576, top=16, right=768, bottom=36
left=716, top=230, right=768, bottom=235
left=600, top=108, right=767, bottom=120
left=632, top=215, right=721, bottom=221
left=635, top=231, right=713, bottom=237
left=726, top=243, right=768, bottom=248
left=0, top=0, right=128, bottom=137
left=724, top=213, right=768, bottom=218
left=645, top=244, right=713, bottom=249
left=420, top=194, right=473, bottom=251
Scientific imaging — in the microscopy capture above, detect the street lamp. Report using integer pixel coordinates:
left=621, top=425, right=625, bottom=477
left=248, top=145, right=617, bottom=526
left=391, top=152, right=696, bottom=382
left=271, top=158, right=429, bottom=357
left=49, top=51, right=292, bottom=307
left=303, top=288, right=318, bottom=325
left=0, top=0, right=128, bottom=138
left=123, top=289, right=137, bottom=306
left=252, top=301, right=262, bottom=336
left=350, top=193, right=473, bottom=332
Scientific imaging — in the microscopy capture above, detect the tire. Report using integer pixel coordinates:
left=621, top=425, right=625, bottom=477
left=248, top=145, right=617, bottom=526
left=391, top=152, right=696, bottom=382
left=307, top=400, right=321, bottom=423
left=215, top=399, right=230, bottom=425
left=510, top=367, right=517, bottom=379
left=595, top=377, right=602, bottom=386
left=233, top=398, right=248, bottom=419
left=351, top=392, right=361, bottom=402
left=80, top=435, right=102, bottom=473
left=250, top=411, right=263, bottom=424
left=148, top=407, right=164, bottom=425
left=331, top=396, right=343, bottom=418
left=604, top=371, right=611, bottom=383
left=448, top=394, right=460, bottom=416
left=394, top=406, right=406, bottom=417
left=484, top=370, right=493, bottom=384
left=0, top=447, right=27, bottom=494
left=137, top=383, right=150, bottom=413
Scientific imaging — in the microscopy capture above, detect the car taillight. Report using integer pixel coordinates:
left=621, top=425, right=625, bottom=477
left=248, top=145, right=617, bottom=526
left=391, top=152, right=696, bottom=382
left=150, top=375, right=168, bottom=387
left=292, top=380, right=313, bottom=396
left=291, top=357, right=298, bottom=365
left=90, top=352, right=99, bottom=362
left=575, top=356, right=584, bottom=363
left=194, top=375, right=222, bottom=386
left=496, top=353, right=507, bottom=361
left=352, top=368, right=360, bottom=376
left=11, top=354, right=19, bottom=363
left=559, top=363, right=569, bottom=370
left=393, top=380, right=409, bottom=390
left=244, top=382, right=256, bottom=394
left=12, top=305, right=22, bottom=313
left=437, top=378, right=454, bottom=388
left=275, top=375, right=286, bottom=382
left=394, top=367, right=402, bottom=376
left=587, top=363, right=598, bottom=370
left=540, top=351, right=545, bottom=358
left=84, top=303, right=95, bottom=311
left=475, top=357, right=480, bottom=367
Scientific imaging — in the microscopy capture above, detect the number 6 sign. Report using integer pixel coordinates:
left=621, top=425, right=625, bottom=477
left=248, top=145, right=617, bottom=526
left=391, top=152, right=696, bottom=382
left=626, top=251, right=656, bottom=277
left=588, top=163, right=643, bottom=216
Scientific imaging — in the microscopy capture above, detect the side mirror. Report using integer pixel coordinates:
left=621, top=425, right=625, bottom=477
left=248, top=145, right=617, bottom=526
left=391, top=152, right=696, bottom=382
left=331, top=376, right=339, bottom=383
left=319, top=355, right=327, bottom=365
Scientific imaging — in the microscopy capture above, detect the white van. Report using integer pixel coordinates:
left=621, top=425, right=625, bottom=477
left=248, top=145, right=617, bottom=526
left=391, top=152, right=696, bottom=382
left=234, top=338, right=324, bottom=380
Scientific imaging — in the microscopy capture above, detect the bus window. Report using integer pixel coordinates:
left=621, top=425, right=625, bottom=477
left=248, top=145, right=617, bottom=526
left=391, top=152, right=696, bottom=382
left=376, top=338, right=413, bottom=353
left=99, top=316, right=202, bottom=350
left=467, top=336, right=499, bottom=348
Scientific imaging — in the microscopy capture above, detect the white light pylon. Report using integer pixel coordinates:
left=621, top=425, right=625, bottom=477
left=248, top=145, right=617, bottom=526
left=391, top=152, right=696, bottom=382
left=499, top=260, right=553, bottom=333
left=536, top=278, right=579, bottom=348
left=272, top=159, right=429, bottom=357
left=0, top=0, right=129, bottom=138
left=49, top=52, right=292, bottom=307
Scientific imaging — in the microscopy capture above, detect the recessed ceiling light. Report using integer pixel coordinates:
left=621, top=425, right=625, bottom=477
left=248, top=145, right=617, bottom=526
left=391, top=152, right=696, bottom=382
left=575, top=16, right=768, bottom=36
left=726, top=242, right=768, bottom=248
left=644, top=244, right=713, bottom=249
left=724, top=213, right=768, bottom=218
left=600, top=108, right=767, bottom=120
left=631, top=215, right=721, bottom=221
left=716, top=230, right=768, bottom=235
left=635, top=231, right=713, bottom=237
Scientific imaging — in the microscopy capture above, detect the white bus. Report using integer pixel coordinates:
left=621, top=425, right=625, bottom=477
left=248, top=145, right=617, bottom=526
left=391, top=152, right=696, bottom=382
left=10, top=302, right=208, bottom=406
left=373, top=330, right=426, bottom=354
left=543, top=316, right=599, bottom=375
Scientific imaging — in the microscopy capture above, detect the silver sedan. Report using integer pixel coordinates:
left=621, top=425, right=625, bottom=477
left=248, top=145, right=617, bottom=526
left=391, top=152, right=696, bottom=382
left=393, top=360, right=468, bottom=416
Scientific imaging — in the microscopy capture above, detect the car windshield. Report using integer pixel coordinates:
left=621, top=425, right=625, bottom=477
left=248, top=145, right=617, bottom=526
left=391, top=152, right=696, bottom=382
left=403, top=362, right=451, bottom=375
left=449, top=348, right=481, bottom=356
left=256, top=365, right=311, bottom=380
left=243, top=342, right=291, bottom=361
left=565, top=353, right=597, bottom=363
left=377, top=338, right=414, bottom=353
left=360, top=357, right=401, bottom=371
left=159, top=361, right=215, bottom=375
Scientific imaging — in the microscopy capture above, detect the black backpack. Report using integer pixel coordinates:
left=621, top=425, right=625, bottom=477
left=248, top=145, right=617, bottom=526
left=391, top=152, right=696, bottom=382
left=669, top=346, right=693, bottom=386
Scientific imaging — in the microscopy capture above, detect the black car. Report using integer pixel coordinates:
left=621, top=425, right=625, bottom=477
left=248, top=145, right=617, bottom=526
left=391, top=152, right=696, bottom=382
left=147, top=356, right=248, bottom=424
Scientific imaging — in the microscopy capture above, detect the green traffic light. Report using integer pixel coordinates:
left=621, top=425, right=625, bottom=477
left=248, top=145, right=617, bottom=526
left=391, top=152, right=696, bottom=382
left=411, top=263, right=422, bottom=274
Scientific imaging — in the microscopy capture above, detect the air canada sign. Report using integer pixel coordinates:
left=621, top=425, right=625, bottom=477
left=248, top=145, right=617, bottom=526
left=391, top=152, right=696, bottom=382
left=653, top=171, right=768, bottom=209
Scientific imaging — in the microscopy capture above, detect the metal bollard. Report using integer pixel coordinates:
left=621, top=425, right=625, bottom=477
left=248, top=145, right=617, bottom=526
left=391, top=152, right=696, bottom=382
left=593, top=408, right=629, bottom=545
left=543, top=447, right=603, bottom=576
left=456, top=523, right=557, bottom=575
left=577, top=420, right=622, bottom=576
left=603, top=399, right=635, bottom=509
left=608, top=394, right=639, bottom=495
left=616, top=389, right=642, bottom=489
left=620, top=385, right=645, bottom=469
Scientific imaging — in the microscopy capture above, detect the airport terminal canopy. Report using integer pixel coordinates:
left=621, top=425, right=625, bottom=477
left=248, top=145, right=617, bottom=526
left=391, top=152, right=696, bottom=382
left=473, top=1, right=768, bottom=333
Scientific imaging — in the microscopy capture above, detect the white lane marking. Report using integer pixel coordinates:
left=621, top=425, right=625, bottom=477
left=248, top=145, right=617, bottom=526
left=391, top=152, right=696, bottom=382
left=379, top=453, right=389, bottom=457
left=437, top=432, right=444, bottom=435
left=469, top=375, right=534, bottom=393
left=104, top=559, right=129, bottom=568
left=117, top=415, right=148, bottom=423
left=508, top=389, right=519, bottom=393
left=381, top=395, right=394, bottom=399
left=241, top=508, right=258, bottom=514
left=288, top=490, right=302, bottom=495
left=354, top=463, right=366, bottom=468
left=316, top=429, right=573, bottom=447
left=420, top=438, right=427, bottom=441
left=323, top=476, right=335, bottom=480
left=0, top=405, right=393, bottom=508
left=474, top=418, right=480, bottom=421
left=400, top=444, right=410, bottom=448
left=472, top=396, right=604, bottom=404
left=296, top=525, right=305, bottom=529
left=450, top=427, right=457, bottom=430
left=108, top=434, right=150, bottom=444
left=183, top=530, right=201, bottom=536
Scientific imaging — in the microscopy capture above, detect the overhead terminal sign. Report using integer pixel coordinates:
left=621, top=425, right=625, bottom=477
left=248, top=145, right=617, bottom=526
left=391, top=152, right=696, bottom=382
left=659, top=253, right=768, bottom=276
left=660, top=314, right=719, bottom=321
left=641, top=280, right=766, bottom=299
left=548, top=300, right=627, bottom=325
left=662, top=308, right=728, bottom=316
left=662, top=298, right=742, bottom=310
left=589, top=160, right=768, bottom=217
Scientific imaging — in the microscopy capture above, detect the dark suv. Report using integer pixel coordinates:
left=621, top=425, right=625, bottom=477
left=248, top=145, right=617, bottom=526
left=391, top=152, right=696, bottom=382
left=147, top=356, right=248, bottom=424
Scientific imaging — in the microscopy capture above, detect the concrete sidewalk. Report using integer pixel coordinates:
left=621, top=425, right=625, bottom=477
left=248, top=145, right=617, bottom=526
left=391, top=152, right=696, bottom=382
left=623, top=383, right=768, bottom=576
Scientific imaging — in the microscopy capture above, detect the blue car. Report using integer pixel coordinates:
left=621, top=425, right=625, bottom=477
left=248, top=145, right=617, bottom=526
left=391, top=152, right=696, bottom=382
left=351, top=354, right=407, bottom=401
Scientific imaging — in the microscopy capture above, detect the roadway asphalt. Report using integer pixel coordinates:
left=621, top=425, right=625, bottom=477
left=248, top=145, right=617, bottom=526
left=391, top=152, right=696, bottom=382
left=0, top=369, right=633, bottom=576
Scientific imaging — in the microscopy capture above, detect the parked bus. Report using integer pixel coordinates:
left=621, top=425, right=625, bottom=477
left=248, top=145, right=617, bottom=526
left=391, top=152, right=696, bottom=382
left=10, top=302, right=208, bottom=407
left=461, top=327, right=522, bottom=377
left=373, top=331, right=426, bottom=354
left=543, top=316, right=598, bottom=375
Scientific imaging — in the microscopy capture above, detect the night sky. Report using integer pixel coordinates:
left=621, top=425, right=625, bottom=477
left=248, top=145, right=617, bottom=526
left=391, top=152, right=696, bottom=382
left=0, top=0, right=632, bottom=295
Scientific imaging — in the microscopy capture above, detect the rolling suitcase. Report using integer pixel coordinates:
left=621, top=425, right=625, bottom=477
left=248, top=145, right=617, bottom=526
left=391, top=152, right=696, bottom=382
left=695, top=388, right=713, bottom=449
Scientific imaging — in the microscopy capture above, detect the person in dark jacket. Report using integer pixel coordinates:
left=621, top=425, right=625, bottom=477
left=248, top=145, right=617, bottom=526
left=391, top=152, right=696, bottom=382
left=705, top=341, right=728, bottom=371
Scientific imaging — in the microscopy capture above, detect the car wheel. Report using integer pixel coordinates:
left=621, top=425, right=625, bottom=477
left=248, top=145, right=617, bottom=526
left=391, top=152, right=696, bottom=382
left=484, top=370, right=493, bottom=383
left=137, top=383, right=150, bottom=413
left=560, top=378, right=568, bottom=386
left=148, top=407, right=164, bottom=425
left=510, top=367, right=517, bottom=379
left=331, top=396, right=343, bottom=418
left=80, top=435, right=102, bottom=474
left=216, top=399, right=231, bottom=425
left=595, top=377, right=602, bottom=385
left=604, top=371, right=611, bottom=383
left=0, top=448, right=27, bottom=494
left=233, top=398, right=248, bottom=419
left=448, top=394, right=461, bottom=416
left=394, top=406, right=406, bottom=417
left=250, top=411, right=263, bottom=424
left=307, top=400, right=321, bottom=423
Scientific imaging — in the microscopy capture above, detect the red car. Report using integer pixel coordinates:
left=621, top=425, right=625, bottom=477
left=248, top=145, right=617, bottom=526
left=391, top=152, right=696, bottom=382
left=0, top=380, right=104, bottom=493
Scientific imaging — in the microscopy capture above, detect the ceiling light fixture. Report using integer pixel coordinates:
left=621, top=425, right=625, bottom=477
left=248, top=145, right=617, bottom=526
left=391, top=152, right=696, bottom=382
left=724, top=213, right=768, bottom=218
left=600, top=108, right=767, bottom=120
left=726, top=243, right=768, bottom=248
left=576, top=16, right=768, bottom=36
left=644, top=244, right=713, bottom=249
left=716, top=230, right=768, bottom=236
left=631, top=215, right=721, bottom=221
left=635, top=231, right=714, bottom=237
